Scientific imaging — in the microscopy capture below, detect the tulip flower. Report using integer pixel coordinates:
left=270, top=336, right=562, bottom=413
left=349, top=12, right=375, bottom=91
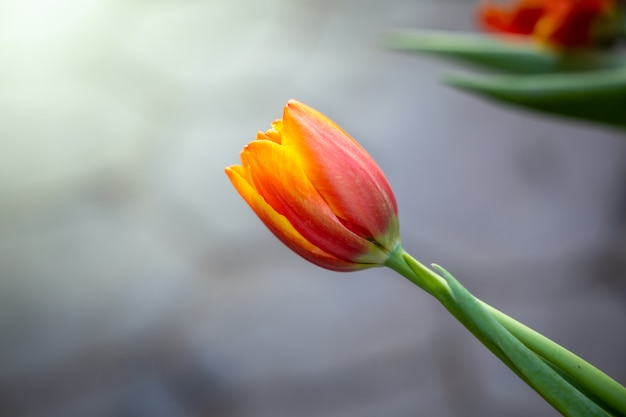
left=226, top=101, right=626, bottom=417
left=225, top=100, right=400, bottom=271
left=478, top=0, right=620, bottom=48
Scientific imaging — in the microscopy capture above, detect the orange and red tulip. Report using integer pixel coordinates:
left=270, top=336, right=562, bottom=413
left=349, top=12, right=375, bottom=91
left=478, top=0, right=619, bottom=48
left=225, top=100, right=400, bottom=271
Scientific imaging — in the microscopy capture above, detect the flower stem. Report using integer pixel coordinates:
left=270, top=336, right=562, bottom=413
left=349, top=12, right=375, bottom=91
left=478, top=300, right=626, bottom=417
left=385, top=247, right=624, bottom=417
left=384, top=245, right=451, bottom=298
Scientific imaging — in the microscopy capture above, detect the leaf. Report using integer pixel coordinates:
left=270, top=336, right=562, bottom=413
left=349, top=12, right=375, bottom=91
left=383, top=30, right=624, bottom=74
left=430, top=264, right=613, bottom=417
left=443, top=67, right=626, bottom=129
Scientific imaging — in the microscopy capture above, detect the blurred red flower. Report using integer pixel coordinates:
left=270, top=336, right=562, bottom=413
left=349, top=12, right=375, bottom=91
left=478, top=0, right=620, bottom=48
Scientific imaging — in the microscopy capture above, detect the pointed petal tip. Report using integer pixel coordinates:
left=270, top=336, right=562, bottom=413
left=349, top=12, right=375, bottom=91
left=285, top=99, right=310, bottom=115
left=224, top=166, right=239, bottom=186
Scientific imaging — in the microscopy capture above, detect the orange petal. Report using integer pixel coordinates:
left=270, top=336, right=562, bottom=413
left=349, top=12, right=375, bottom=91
left=256, top=119, right=283, bottom=143
left=241, top=140, right=388, bottom=264
left=225, top=165, right=366, bottom=271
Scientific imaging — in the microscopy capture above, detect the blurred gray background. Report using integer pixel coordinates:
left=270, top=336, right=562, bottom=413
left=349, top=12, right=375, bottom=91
left=1, top=0, right=625, bottom=416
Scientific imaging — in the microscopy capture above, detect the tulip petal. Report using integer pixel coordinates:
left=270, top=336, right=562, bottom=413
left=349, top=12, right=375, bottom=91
left=225, top=165, right=364, bottom=271
left=280, top=100, right=399, bottom=250
left=256, top=120, right=282, bottom=143
left=477, top=0, right=619, bottom=48
left=241, top=140, right=388, bottom=264
left=479, top=0, right=545, bottom=35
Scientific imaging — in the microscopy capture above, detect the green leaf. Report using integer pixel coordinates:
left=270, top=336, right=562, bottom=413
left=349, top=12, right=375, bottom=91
left=480, top=301, right=626, bottom=417
left=383, top=30, right=625, bottom=74
left=430, top=264, right=612, bottom=417
left=388, top=249, right=626, bottom=416
left=388, top=250, right=613, bottom=416
left=444, top=67, right=626, bottom=129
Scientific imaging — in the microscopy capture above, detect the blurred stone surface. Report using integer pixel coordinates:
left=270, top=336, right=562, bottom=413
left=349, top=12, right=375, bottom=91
left=0, top=0, right=625, bottom=416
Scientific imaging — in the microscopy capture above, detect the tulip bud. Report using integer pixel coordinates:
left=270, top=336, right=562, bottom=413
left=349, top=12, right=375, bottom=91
left=225, top=100, right=400, bottom=271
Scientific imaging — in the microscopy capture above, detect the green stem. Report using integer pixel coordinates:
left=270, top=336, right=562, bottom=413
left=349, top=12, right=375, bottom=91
left=383, top=245, right=451, bottom=298
left=479, top=300, right=626, bottom=417
left=385, top=247, right=624, bottom=416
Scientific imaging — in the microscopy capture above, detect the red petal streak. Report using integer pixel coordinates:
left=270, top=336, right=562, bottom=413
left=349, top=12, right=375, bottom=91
left=280, top=101, right=399, bottom=250
left=241, top=140, right=387, bottom=264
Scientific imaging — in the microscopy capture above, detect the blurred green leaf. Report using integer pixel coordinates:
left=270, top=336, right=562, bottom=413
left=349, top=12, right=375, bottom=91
left=444, top=67, right=626, bottom=129
left=383, top=30, right=625, bottom=74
